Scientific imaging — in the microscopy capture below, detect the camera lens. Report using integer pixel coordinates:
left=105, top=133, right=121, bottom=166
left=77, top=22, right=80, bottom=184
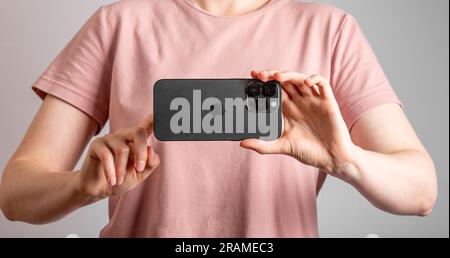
left=247, top=82, right=261, bottom=97
left=262, top=82, right=277, bottom=97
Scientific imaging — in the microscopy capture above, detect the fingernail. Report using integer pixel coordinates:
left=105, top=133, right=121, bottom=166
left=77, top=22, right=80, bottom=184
left=109, top=177, right=116, bottom=186
left=136, top=160, right=145, bottom=172
left=117, top=176, right=124, bottom=185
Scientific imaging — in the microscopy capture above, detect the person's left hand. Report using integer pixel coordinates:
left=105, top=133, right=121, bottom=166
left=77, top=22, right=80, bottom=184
left=241, top=70, right=358, bottom=177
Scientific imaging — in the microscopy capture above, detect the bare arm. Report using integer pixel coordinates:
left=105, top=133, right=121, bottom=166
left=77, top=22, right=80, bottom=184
left=349, top=104, right=437, bottom=216
left=0, top=95, right=160, bottom=224
left=0, top=96, right=96, bottom=223
left=242, top=71, right=437, bottom=216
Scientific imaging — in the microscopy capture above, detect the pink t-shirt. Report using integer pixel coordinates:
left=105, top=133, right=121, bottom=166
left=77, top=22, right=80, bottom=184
left=33, top=0, right=401, bottom=237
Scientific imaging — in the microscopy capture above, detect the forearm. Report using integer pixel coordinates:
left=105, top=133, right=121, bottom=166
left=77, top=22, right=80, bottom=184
left=338, top=147, right=437, bottom=216
left=0, top=159, right=100, bottom=224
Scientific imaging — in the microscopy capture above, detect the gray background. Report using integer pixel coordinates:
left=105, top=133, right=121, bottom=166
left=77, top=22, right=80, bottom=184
left=0, top=0, right=448, bottom=238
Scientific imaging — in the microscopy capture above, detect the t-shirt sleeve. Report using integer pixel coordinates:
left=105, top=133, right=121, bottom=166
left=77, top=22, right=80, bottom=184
left=32, top=6, right=113, bottom=133
left=331, top=14, right=403, bottom=130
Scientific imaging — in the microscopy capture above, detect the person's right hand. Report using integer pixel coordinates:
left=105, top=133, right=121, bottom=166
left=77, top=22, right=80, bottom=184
left=77, top=115, right=160, bottom=199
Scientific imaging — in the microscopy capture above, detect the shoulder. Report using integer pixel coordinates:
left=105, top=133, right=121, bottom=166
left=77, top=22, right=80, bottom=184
left=286, top=0, right=348, bottom=16
left=283, top=1, right=352, bottom=25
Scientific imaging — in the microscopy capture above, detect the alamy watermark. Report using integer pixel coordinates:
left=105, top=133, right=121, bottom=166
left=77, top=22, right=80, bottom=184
left=169, top=89, right=280, bottom=140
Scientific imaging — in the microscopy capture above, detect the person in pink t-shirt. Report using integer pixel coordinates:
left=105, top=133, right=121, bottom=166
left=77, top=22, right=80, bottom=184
left=0, top=0, right=438, bottom=237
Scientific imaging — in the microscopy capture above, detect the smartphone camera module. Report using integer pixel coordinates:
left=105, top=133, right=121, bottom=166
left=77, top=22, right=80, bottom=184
left=246, top=81, right=279, bottom=113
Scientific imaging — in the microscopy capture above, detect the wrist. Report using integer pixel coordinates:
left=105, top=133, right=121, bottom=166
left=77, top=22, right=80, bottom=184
left=330, top=143, right=363, bottom=184
left=73, top=171, right=105, bottom=204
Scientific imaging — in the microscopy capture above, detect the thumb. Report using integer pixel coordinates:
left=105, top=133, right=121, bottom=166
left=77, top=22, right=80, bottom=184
left=240, top=139, right=283, bottom=155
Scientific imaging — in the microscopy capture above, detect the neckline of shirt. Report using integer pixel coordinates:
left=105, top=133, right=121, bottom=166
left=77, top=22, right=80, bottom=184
left=181, top=0, right=289, bottom=19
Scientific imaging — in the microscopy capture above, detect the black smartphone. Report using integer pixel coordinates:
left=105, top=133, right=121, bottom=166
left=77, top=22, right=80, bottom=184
left=153, top=79, right=282, bottom=141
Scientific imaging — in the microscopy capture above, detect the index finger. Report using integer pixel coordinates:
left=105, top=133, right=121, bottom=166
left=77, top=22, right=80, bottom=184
left=251, top=70, right=283, bottom=82
left=273, top=72, right=308, bottom=85
left=140, top=114, right=154, bottom=135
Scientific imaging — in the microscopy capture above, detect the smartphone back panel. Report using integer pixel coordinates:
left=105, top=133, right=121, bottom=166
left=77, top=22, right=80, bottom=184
left=153, top=79, right=282, bottom=141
